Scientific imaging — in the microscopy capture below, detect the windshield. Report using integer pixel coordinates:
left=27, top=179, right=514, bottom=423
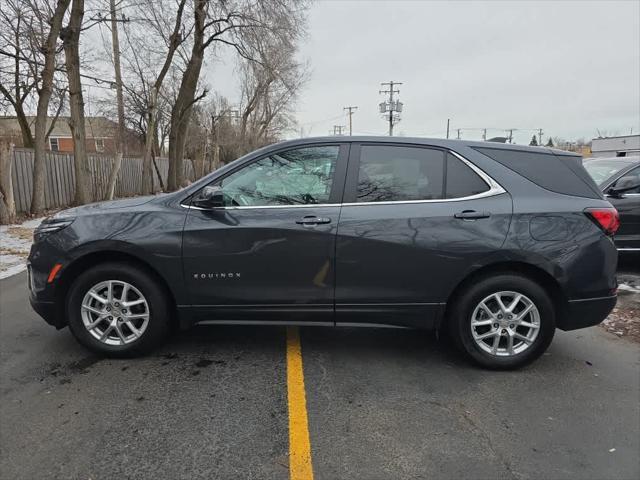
left=583, top=159, right=634, bottom=186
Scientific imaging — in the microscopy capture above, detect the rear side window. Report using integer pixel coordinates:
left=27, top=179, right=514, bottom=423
left=474, top=147, right=601, bottom=199
left=446, top=153, right=490, bottom=198
left=356, top=146, right=444, bottom=202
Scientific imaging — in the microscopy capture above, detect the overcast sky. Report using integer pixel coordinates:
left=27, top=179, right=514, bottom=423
left=84, top=0, right=639, bottom=145
left=284, top=0, right=640, bottom=144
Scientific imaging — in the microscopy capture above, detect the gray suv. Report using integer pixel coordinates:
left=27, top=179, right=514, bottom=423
left=28, top=138, right=618, bottom=369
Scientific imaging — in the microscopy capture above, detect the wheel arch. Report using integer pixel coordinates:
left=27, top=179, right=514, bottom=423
left=54, top=250, right=179, bottom=328
left=442, top=261, right=568, bottom=328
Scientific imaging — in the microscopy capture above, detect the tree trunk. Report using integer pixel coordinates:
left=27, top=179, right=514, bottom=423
left=31, top=0, right=71, bottom=215
left=61, top=0, right=91, bottom=206
left=15, top=104, right=34, bottom=148
left=167, top=0, right=206, bottom=191
left=105, top=0, right=126, bottom=200
left=0, top=141, right=16, bottom=224
left=141, top=89, right=158, bottom=194
left=167, top=50, right=204, bottom=190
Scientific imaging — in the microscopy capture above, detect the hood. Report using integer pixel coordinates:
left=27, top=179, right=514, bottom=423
left=54, top=195, right=160, bottom=218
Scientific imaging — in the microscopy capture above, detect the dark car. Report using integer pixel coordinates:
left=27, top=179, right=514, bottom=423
left=28, top=138, right=619, bottom=369
left=583, top=156, right=640, bottom=251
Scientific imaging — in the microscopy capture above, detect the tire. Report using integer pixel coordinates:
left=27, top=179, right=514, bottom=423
left=447, top=274, right=555, bottom=369
left=66, top=262, right=170, bottom=357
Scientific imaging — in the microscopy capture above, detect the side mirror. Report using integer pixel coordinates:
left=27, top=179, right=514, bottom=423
left=608, top=176, right=640, bottom=196
left=194, top=185, right=224, bottom=208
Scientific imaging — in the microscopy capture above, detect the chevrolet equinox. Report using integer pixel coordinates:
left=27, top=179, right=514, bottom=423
left=28, top=137, right=619, bottom=369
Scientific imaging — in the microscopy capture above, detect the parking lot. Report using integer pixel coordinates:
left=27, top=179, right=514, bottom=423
left=1, top=270, right=639, bottom=480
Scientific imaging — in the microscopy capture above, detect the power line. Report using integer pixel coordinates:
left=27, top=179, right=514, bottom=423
left=379, top=81, right=403, bottom=136
left=0, top=48, right=116, bottom=88
left=343, top=106, right=357, bottom=136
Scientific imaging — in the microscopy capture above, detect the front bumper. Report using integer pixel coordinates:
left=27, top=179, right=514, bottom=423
left=29, top=296, right=65, bottom=329
left=558, top=295, right=617, bottom=331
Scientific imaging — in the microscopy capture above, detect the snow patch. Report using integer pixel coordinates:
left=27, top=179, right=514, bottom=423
left=0, top=217, right=43, bottom=280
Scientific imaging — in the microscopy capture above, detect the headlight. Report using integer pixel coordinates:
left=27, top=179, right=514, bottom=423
left=34, top=217, right=75, bottom=241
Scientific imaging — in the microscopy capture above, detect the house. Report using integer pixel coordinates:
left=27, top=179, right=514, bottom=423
left=591, top=134, right=640, bottom=158
left=0, top=116, right=144, bottom=156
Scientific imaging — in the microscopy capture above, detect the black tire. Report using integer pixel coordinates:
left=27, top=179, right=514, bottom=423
left=447, top=274, right=556, bottom=369
left=66, top=262, right=170, bottom=357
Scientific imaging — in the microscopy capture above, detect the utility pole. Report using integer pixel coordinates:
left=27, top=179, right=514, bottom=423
left=507, top=129, right=514, bottom=144
left=538, top=128, right=544, bottom=146
left=332, top=125, right=346, bottom=136
left=379, top=81, right=403, bottom=136
left=482, top=128, right=487, bottom=141
left=344, top=106, right=358, bottom=136
left=456, top=128, right=461, bottom=140
left=446, top=119, right=450, bottom=139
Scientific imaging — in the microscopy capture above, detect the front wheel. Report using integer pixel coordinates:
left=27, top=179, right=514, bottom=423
left=448, top=274, right=556, bottom=369
left=66, top=262, right=170, bottom=357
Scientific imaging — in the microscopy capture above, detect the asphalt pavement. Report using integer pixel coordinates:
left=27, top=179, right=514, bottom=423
left=1, top=271, right=639, bottom=480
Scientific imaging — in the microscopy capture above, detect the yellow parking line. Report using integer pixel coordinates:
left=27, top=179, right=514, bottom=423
left=286, top=326, right=314, bottom=480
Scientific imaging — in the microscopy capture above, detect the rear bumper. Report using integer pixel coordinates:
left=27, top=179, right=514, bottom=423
left=558, top=295, right=617, bottom=331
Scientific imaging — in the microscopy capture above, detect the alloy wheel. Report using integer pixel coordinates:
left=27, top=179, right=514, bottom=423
left=80, top=280, right=150, bottom=346
left=470, top=291, right=541, bottom=357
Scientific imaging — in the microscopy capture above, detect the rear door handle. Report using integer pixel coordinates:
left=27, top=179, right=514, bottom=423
left=454, top=210, right=491, bottom=220
left=296, top=216, right=331, bottom=225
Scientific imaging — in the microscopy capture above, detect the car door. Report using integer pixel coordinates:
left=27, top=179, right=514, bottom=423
left=182, top=143, right=348, bottom=323
left=607, top=166, right=640, bottom=250
left=335, top=143, right=512, bottom=328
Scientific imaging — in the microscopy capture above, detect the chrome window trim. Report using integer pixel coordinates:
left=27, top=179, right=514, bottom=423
left=182, top=149, right=506, bottom=211
left=183, top=202, right=342, bottom=211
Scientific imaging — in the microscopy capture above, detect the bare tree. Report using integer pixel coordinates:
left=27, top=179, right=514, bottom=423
left=60, top=0, right=92, bottom=205
left=166, top=0, right=309, bottom=191
left=32, top=0, right=72, bottom=215
left=124, top=0, right=189, bottom=194
left=237, top=29, right=308, bottom=152
left=0, top=140, right=16, bottom=224
left=0, top=0, right=37, bottom=147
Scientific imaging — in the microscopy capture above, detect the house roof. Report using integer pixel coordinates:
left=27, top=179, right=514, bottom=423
left=0, top=116, right=119, bottom=138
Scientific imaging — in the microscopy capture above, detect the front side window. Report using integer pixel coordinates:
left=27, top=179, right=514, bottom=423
left=356, top=145, right=445, bottom=202
left=612, top=166, right=640, bottom=194
left=216, top=145, right=339, bottom=207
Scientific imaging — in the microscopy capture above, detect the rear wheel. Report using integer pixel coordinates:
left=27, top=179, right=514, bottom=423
left=67, top=262, right=170, bottom=357
left=448, top=274, right=556, bottom=369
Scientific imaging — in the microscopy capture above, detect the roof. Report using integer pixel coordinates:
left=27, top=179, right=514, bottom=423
left=278, top=136, right=581, bottom=156
left=0, top=116, right=119, bottom=138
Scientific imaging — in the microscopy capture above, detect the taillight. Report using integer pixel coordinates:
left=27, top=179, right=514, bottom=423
left=584, top=207, right=620, bottom=236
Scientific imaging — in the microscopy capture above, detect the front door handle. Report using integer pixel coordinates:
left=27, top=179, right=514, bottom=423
left=296, top=216, right=331, bottom=225
left=454, top=210, right=491, bottom=220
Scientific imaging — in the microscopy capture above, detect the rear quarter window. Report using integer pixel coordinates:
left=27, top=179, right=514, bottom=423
left=473, top=147, right=602, bottom=199
left=446, top=153, right=490, bottom=198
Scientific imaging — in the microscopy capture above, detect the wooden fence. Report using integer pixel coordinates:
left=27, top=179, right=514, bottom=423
left=10, top=148, right=197, bottom=213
